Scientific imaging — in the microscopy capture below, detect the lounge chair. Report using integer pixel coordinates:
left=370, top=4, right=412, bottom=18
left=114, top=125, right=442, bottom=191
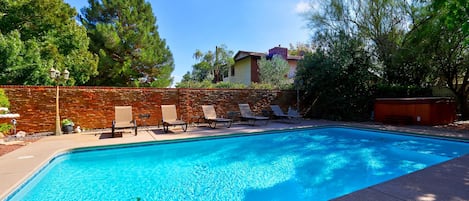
left=270, top=105, right=290, bottom=119
left=287, top=107, right=303, bottom=120
left=112, top=106, right=137, bottom=137
left=161, top=105, right=188, bottom=133
left=202, top=105, right=232, bottom=128
left=270, top=105, right=302, bottom=123
left=238, top=104, right=269, bottom=125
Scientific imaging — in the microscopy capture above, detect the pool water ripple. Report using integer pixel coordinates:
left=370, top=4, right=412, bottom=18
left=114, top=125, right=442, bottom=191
left=7, top=127, right=469, bottom=201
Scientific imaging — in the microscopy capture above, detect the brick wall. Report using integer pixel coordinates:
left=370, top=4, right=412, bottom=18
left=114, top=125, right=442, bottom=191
left=0, top=86, right=298, bottom=133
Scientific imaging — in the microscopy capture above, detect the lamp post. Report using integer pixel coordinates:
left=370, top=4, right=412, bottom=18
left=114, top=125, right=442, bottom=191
left=50, top=67, right=69, bottom=136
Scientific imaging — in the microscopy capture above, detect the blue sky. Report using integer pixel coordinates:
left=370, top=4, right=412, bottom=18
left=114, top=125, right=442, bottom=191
left=64, top=0, right=313, bottom=85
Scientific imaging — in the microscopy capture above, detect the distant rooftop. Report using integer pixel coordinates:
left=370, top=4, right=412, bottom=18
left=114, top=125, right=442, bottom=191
left=234, top=46, right=303, bottom=61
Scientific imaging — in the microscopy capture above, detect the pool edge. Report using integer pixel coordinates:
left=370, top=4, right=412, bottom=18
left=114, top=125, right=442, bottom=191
left=2, top=123, right=468, bottom=201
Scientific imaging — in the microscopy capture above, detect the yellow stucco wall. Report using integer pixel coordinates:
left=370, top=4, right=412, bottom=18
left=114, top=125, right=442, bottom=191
left=227, top=57, right=300, bottom=85
left=287, top=60, right=298, bottom=79
left=231, top=57, right=252, bottom=85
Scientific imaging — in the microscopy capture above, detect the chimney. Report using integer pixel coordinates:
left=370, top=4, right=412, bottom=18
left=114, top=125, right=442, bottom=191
left=268, top=46, right=288, bottom=60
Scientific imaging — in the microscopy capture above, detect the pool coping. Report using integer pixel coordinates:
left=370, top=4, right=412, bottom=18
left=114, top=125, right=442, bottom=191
left=0, top=121, right=320, bottom=200
left=331, top=154, right=469, bottom=201
left=1, top=120, right=468, bottom=200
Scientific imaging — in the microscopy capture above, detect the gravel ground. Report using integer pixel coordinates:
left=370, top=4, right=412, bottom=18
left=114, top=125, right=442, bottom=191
left=0, top=134, right=46, bottom=156
left=0, top=139, right=39, bottom=156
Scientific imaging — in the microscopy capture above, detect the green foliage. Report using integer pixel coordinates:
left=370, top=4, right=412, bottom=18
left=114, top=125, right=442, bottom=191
left=176, top=79, right=289, bottom=89
left=0, top=89, right=10, bottom=108
left=409, top=1, right=469, bottom=118
left=213, top=82, right=246, bottom=89
left=288, top=42, right=313, bottom=56
left=258, top=55, right=291, bottom=89
left=176, top=80, right=214, bottom=89
left=0, top=123, right=12, bottom=135
left=296, top=32, right=375, bottom=121
left=61, top=118, right=74, bottom=126
left=81, top=0, right=174, bottom=87
left=249, top=83, right=276, bottom=90
left=176, top=80, right=247, bottom=89
left=373, top=84, right=433, bottom=98
left=300, top=0, right=469, bottom=119
left=184, top=45, right=234, bottom=83
left=0, top=0, right=98, bottom=85
left=433, top=0, right=469, bottom=44
left=307, top=0, right=428, bottom=86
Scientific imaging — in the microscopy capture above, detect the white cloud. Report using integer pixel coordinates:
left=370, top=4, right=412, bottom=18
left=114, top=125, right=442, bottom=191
left=295, top=1, right=311, bottom=14
left=295, top=1, right=321, bottom=14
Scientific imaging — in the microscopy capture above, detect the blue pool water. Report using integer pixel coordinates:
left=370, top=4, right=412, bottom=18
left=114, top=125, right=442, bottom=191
left=7, top=127, right=469, bottom=201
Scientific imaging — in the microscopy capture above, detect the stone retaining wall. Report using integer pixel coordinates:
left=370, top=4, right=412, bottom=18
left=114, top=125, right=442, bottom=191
left=0, top=86, right=298, bottom=133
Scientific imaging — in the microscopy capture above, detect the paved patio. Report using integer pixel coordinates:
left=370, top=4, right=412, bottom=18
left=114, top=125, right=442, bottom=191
left=0, top=120, right=468, bottom=200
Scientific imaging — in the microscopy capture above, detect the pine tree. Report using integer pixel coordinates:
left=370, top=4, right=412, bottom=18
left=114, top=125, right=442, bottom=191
left=0, top=0, right=98, bottom=85
left=81, top=0, right=174, bottom=87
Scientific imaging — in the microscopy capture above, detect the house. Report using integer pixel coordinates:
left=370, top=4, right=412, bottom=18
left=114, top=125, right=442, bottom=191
left=225, top=46, right=302, bottom=85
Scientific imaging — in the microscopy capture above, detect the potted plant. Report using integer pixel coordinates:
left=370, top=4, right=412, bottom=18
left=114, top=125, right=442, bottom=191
left=61, top=119, right=74, bottom=134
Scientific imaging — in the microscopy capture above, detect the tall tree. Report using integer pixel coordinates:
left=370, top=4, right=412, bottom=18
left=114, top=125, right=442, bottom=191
left=408, top=2, right=469, bottom=118
left=306, top=0, right=422, bottom=85
left=433, top=0, right=469, bottom=43
left=183, top=45, right=234, bottom=83
left=288, top=42, right=313, bottom=56
left=0, top=0, right=98, bottom=85
left=296, top=32, right=374, bottom=120
left=80, top=0, right=174, bottom=87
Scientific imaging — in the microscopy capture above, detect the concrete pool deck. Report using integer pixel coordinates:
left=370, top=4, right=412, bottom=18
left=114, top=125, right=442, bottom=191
left=0, top=120, right=468, bottom=200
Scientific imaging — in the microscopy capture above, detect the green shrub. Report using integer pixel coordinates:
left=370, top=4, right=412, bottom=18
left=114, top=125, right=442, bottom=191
left=177, top=80, right=249, bottom=89
left=214, top=82, right=246, bottom=89
left=248, top=83, right=275, bottom=90
left=176, top=80, right=294, bottom=90
left=0, top=89, right=10, bottom=108
left=295, top=34, right=375, bottom=121
left=176, top=80, right=214, bottom=88
left=0, top=123, right=12, bottom=135
left=61, top=119, right=74, bottom=126
left=374, top=84, right=433, bottom=98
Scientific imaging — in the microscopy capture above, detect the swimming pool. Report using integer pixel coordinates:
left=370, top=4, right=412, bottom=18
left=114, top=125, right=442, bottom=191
left=6, top=127, right=469, bottom=201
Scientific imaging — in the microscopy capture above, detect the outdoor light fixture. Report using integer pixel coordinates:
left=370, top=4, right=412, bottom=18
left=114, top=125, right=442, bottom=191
left=50, top=67, right=70, bottom=136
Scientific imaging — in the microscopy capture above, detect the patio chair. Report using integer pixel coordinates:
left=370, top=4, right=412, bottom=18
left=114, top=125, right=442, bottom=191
left=270, top=105, right=290, bottom=119
left=287, top=107, right=303, bottom=120
left=270, top=105, right=302, bottom=123
left=112, top=106, right=137, bottom=137
left=161, top=105, right=188, bottom=133
left=202, top=105, right=232, bottom=128
left=238, top=104, right=269, bottom=126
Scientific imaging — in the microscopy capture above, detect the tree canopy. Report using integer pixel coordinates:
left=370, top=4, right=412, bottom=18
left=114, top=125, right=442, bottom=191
left=306, top=0, right=423, bottom=85
left=295, top=0, right=469, bottom=120
left=433, top=0, right=469, bottom=43
left=180, top=45, right=234, bottom=83
left=80, top=0, right=174, bottom=87
left=296, top=32, right=374, bottom=120
left=0, top=0, right=98, bottom=85
left=288, top=42, right=313, bottom=56
left=416, top=0, right=469, bottom=118
left=258, top=55, right=291, bottom=89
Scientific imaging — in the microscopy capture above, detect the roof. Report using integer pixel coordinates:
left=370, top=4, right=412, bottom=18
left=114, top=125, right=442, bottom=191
left=287, top=55, right=303, bottom=60
left=234, top=50, right=303, bottom=61
left=234, top=51, right=266, bottom=61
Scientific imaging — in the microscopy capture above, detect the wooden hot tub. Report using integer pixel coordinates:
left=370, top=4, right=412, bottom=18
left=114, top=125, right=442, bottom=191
left=374, top=97, right=456, bottom=125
